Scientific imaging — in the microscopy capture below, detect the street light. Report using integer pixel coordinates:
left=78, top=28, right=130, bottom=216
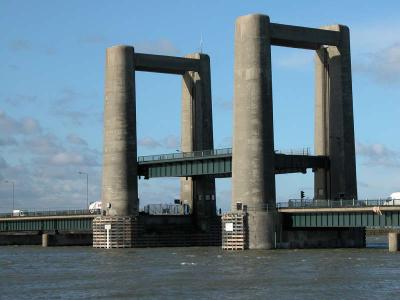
left=78, top=171, right=89, bottom=208
left=4, top=180, right=15, bottom=211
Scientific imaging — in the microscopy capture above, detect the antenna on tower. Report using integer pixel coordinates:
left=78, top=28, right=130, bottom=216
left=199, top=33, right=203, bottom=53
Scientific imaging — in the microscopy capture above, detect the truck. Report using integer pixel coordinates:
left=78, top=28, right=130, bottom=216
left=88, top=201, right=102, bottom=213
left=12, top=209, right=25, bottom=217
left=383, top=192, right=400, bottom=206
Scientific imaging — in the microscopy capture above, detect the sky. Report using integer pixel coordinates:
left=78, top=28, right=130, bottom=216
left=0, top=0, right=400, bottom=212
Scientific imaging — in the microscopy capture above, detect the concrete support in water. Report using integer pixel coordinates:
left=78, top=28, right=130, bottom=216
left=232, top=14, right=276, bottom=249
left=42, top=233, right=48, bottom=247
left=314, top=25, right=357, bottom=200
left=181, top=53, right=216, bottom=229
left=388, top=232, right=400, bottom=252
left=102, top=45, right=138, bottom=216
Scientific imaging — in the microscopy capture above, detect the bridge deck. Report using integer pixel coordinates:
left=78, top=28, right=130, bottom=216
left=138, top=148, right=328, bottom=178
left=2, top=200, right=400, bottom=232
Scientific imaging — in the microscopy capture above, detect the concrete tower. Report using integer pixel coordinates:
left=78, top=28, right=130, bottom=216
left=102, top=45, right=138, bottom=216
left=232, top=14, right=276, bottom=249
left=181, top=53, right=216, bottom=229
left=314, top=25, right=357, bottom=200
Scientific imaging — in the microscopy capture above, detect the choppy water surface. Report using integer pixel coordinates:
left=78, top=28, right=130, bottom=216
left=0, top=236, right=399, bottom=299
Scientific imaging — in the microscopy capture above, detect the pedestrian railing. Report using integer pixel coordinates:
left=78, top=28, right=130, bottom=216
left=277, top=198, right=400, bottom=209
left=138, top=148, right=232, bottom=163
left=138, top=147, right=313, bottom=163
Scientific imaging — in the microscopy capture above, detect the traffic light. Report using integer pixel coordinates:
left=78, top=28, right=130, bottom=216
left=300, top=191, right=305, bottom=199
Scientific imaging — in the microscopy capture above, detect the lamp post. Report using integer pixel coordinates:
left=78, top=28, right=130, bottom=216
left=4, top=180, right=15, bottom=211
left=78, top=171, right=89, bottom=208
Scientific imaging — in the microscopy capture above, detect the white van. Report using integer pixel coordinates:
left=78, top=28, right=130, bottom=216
left=12, top=209, right=24, bottom=217
left=383, top=192, right=400, bottom=206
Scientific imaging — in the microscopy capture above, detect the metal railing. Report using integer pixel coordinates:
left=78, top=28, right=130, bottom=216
left=0, top=209, right=101, bottom=218
left=277, top=198, right=400, bottom=209
left=275, top=148, right=311, bottom=156
left=138, top=147, right=313, bottom=163
left=138, top=148, right=232, bottom=162
left=141, top=204, right=187, bottom=215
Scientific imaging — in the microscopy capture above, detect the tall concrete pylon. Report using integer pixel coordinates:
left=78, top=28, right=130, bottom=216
left=314, top=25, right=357, bottom=200
left=232, top=14, right=276, bottom=249
left=181, top=53, right=216, bottom=229
left=102, top=45, right=138, bottom=216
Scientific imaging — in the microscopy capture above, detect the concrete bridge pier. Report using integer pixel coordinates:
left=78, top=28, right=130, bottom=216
left=388, top=232, right=400, bottom=252
left=181, top=53, right=216, bottom=230
left=42, top=233, right=49, bottom=247
left=95, top=45, right=138, bottom=248
left=232, top=14, right=277, bottom=249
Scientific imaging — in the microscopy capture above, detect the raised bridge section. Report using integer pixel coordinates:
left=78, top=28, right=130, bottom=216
left=137, top=148, right=329, bottom=178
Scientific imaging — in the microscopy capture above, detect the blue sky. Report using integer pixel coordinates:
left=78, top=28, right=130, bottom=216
left=0, top=0, right=399, bottom=212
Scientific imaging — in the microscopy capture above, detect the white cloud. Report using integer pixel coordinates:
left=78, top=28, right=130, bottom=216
left=21, top=117, right=41, bottom=134
left=49, top=152, right=84, bottom=165
left=0, top=110, right=41, bottom=136
left=49, top=88, right=97, bottom=126
left=138, top=136, right=161, bottom=148
left=356, top=142, right=400, bottom=167
left=138, top=134, right=180, bottom=150
left=354, top=43, right=400, bottom=84
left=162, top=135, right=180, bottom=149
left=24, top=134, right=61, bottom=155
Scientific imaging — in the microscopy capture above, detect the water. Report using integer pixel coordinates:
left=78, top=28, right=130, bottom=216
left=0, top=236, right=399, bottom=299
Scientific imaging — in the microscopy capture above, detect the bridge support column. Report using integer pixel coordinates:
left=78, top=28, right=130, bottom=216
left=42, top=233, right=49, bottom=247
left=314, top=25, right=357, bottom=200
left=232, top=14, right=276, bottom=249
left=97, top=45, right=138, bottom=248
left=102, top=45, right=138, bottom=216
left=388, top=232, right=400, bottom=252
left=181, top=53, right=216, bottom=230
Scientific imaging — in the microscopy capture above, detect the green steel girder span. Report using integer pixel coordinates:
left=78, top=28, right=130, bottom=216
left=138, top=152, right=329, bottom=178
left=282, top=211, right=400, bottom=228
left=2, top=210, right=400, bottom=232
left=0, top=216, right=94, bottom=232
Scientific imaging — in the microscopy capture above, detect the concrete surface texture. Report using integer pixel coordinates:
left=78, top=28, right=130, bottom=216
left=314, top=25, right=357, bottom=200
left=388, top=232, right=400, bottom=252
left=42, top=233, right=48, bottom=247
left=180, top=53, right=216, bottom=227
left=102, top=45, right=138, bottom=216
left=232, top=14, right=276, bottom=249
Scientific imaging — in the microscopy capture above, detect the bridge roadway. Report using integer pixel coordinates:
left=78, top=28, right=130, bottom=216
left=1, top=200, right=400, bottom=232
left=137, top=148, right=329, bottom=178
left=0, top=211, right=95, bottom=233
